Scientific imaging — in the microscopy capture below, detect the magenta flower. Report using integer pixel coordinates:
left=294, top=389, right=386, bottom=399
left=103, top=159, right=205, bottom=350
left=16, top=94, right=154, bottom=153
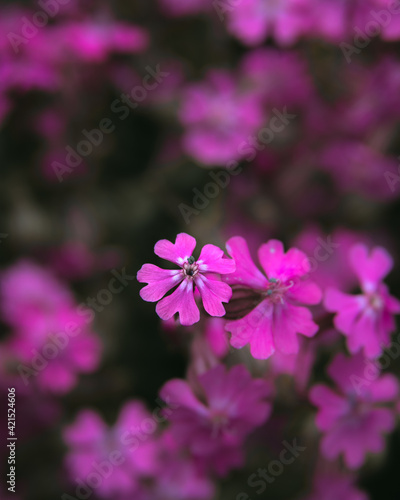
left=137, top=233, right=235, bottom=326
left=320, top=141, right=400, bottom=201
left=159, top=364, right=271, bottom=474
left=57, top=21, right=149, bottom=62
left=302, top=470, right=368, bottom=500
left=226, top=0, right=311, bottom=46
left=293, top=226, right=369, bottom=293
left=6, top=306, right=101, bottom=393
left=0, top=261, right=101, bottom=393
left=64, top=402, right=158, bottom=499
left=224, top=237, right=322, bottom=359
left=178, top=70, right=264, bottom=165
left=0, top=260, right=74, bottom=330
left=324, top=244, right=400, bottom=358
left=144, top=430, right=215, bottom=500
left=310, top=352, right=398, bottom=469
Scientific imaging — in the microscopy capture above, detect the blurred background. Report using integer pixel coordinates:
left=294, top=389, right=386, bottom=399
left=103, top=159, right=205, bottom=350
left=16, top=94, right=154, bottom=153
left=1, top=0, right=400, bottom=499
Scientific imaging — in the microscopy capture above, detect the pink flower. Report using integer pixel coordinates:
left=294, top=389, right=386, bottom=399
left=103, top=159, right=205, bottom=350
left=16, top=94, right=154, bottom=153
left=159, top=364, right=271, bottom=475
left=310, top=352, right=398, bottom=469
left=178, top=70, right=264, bottom=165
left=320, top=141, right=400, bottom=201
left=269, top=337, right=315, bottom=393
left=143, top=430, right=215, bottom=500
left=224, top=237, right=322, bottom=359
left=0, top=260, right=74, bottom=329
left=302, top=470, right=368, bottom=500
left=324, top=244, right=400, bottom=358
left=137, top=233, right=235, bottom=326
left=293, top=226, right=369, bottom=293
left=240, top=48, right=313, bottom=108
left=7, top=307, right=100, bottom=393
left=0, top=261, right=101, bottom=393
left=57, top=21, right=149, bottom=62
left=226, top=0, right=311, bottom=46
left=350, top=0, right=400, bottom=42
left=64, top=402, right=158, bottom=499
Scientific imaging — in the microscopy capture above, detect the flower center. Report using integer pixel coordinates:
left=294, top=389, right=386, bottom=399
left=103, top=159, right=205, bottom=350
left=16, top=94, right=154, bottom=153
left=368, top=293, right=383, bottom=311
left=263, top=278, right=294, bottom=304
left=345, top=391, right=370, bottom=425
left=183, top=256, right=199, bottom=278
left=210, top=410, right=229, bottom=438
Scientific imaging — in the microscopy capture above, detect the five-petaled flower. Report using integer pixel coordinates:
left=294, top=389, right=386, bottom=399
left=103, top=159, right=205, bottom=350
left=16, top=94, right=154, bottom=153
left=159, top=364, right=271, bottom=475
left=324, top=244, right=400, bottom=359
left=310, top=352, right=398, bottom=469
left=223, top=236, right=322, bottom=359
left=137, top=233, right=235, bottom=326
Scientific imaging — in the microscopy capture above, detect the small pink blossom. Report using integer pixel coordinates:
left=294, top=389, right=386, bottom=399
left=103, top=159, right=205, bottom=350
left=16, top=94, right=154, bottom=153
left=57, top=21, right=149, bottom=62
left=302, top=470, right=368, bottom=500
left=178, top=70, right=264, bottom=166
left=324, top=244, right=400, bottom=358
left=137, top=233, right=235, bottom=326
left=0, top=261, right=101, bottom=393
left=159, top=364, right=271, bottom=475
left=320, top=141, right=400, bottom=201
left=226, top=0, right=311, bottom=46
left=143, top=430, right=215, bottom=500
left=224, top=237, right=322, bottom=359
left=310, top=352, right=398, bottom=469
left=294, top=226, right=369, bottom=293
left=64, top=402, right=158, bottom=499
left=240, top=48, right=313, bottom=108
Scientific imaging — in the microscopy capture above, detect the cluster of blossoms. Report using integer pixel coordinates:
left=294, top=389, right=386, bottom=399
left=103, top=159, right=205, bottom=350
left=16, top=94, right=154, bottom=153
left=1, top=0, right=400, bottom=499
left=63, top=364, right=271, bottom=499
left=136, top=232, right=400, bottom=498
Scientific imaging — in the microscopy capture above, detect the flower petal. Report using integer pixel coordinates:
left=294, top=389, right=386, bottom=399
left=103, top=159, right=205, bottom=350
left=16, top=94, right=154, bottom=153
left=258, top=240, right=309, bottom=281
left=195, top=274, right=232, bottom=317
left=369, top=375, right=399, bottom=403
left=287, top=280, right=322, bottom=305
left=154, top=233, right=197, bottom=266
left=349, top=244, right=393, bottom=293
left=197, top=244, right=235, bottom=274
left=347, top=310, right=382, bottom=358
left=137, top=264, right=183, bottom=302
left=225, top=236, right=268, bottom=288
left=160, top=379, right=207, bottom=415
left=156, top=279, right=200, bottom=326
left=273, top=303, right=318, bottom=355
left=225, top=299, right=275, bottom=359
